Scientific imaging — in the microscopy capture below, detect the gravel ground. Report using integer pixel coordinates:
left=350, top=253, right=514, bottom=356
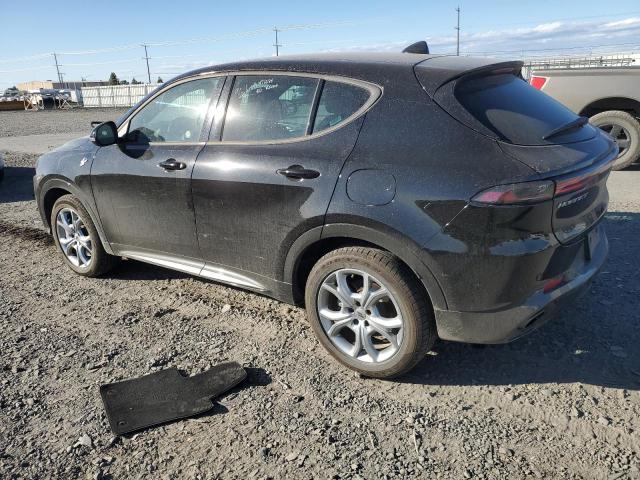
left=1, top=144, right=639, bottom=479
left=0, top=108, right=129, bottom=137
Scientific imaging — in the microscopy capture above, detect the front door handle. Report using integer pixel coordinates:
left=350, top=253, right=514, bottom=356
left=158, top=158, right=186, bottom=171
left=277, top=164, right=320, bottom=180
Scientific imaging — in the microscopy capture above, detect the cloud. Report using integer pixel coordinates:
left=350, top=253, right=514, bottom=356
left=330, top=16, right=640, bottom=57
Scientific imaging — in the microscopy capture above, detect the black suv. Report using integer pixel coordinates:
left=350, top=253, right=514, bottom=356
left=35, top=53, right=616, bottom=378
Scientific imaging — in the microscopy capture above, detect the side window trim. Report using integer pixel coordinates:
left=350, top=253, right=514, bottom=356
left=306, top=79, right=325, bottom=136
left=216, top=75, right=237, bottom=142
left=212, top=72, right=381, bottom=145
left=200, top=76, right=229, bottom=142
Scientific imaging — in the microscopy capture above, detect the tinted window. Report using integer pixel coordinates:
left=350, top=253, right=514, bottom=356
left=128, top=77, right=223, bottom=143
left=313, top=81, right=370, bottom=133
left=223, top=75, right=318, bottom=141
left=454, top=74, right=592, bottom=145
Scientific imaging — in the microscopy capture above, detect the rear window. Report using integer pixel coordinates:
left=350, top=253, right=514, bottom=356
left=453, top=74, right=594, bottom=145
left=312, top=81, right=370, bottom=134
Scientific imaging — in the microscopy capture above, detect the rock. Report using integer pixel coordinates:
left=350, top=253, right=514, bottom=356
left=597, top=416, right=611, bottom=426
left=73, top=434, right=94, bottom=450
left=570, top=407, right=583, bottom=418
left=221, top=304, right=232, bottom=314
left=285, top=450, right=300, bottom=462
left=106, top=436, right=120, bottom=448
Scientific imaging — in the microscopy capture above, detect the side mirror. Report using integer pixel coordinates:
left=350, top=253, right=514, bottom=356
left=90, top=121, right=118, bottom=146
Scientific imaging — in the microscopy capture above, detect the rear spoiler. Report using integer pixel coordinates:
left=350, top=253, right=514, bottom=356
left=414, top=57, right=524, bottom=97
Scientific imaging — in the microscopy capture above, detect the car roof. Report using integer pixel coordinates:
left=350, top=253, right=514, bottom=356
left=171, top=52, right=436, bottom=84
left=168, top=52, right=523, bottom=94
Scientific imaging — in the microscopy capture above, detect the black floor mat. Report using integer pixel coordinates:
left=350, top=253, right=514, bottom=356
left=100, top=362, right=247, bottom=435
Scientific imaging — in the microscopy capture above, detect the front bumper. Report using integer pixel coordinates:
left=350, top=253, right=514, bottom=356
left=434, top=224, right=609, bottom=344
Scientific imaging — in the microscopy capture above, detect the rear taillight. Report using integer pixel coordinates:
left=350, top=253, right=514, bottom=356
left=530, top=75, right=548, bottom=90
left=555, top=166, right=609, bottom=195
left=472, top=180, right=554, bottom=205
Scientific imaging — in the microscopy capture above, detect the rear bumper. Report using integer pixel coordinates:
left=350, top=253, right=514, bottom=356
left=434, top=224, right=608, bottom=344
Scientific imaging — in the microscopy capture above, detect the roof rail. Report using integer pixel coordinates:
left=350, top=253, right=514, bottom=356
left=402, top=41, right=429, bottom=55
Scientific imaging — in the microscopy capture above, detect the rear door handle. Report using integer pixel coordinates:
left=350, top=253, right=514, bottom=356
left=276, top=164, right=320, bottom=180
left=158, top=158, right=186, bottom=171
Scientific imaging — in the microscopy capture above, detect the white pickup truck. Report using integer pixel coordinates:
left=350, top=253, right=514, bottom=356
left=529, top=67, right=640, bottom=170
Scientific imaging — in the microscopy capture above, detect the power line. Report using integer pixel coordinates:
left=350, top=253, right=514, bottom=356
left=142, top=44, right=151, bottom=83
left=455, top=6, right=461, bottom=56
left=53, top=53, right=63, bottom=83
left=273, top=27, right=282, bottom=56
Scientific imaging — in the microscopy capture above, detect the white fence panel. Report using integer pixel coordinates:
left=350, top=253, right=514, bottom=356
left=80, top=84, right=159, bottom=107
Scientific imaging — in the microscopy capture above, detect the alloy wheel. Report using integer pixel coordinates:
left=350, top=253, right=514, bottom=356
left=317, top=268, right=404, bottom=363
left=55, top=207, right=92, bottom=268
left=598, top=123, right=630, bottom=158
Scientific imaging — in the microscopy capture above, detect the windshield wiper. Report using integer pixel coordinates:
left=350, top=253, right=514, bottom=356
left=542, top=116, right=588, bottom=141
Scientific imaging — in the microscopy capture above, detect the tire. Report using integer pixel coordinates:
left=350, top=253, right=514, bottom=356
left=305, top=246, right=436, bottom=378
left=51, top=194, right=118, bottom=276
left=590, top=110, right=640, bottom=170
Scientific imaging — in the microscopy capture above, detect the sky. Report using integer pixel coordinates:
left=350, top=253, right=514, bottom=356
left=1, top=0, right=640, bottom=90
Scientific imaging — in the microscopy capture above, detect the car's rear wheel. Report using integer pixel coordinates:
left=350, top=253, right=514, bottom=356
left=305, top=246, right=436, bottom=378
left=51, top=195, right=118, bottom=276
left=590, top=110, right=640, bottom=170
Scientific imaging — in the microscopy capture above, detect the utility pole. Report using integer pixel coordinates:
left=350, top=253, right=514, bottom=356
left=142, top=44, right=151, bottom=84
left=455, top=6, right=461, bottom=56
left=273, top=27, right=282, bottom=56
left=53, top=52, right=63, bottom=84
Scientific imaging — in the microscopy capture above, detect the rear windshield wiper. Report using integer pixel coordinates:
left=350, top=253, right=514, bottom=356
left=542, top=116, right=588, bottom=141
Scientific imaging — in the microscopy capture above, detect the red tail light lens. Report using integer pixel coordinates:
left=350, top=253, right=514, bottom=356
left=472, top=180, right=555, bottom=205
left=555, top=166, right=610, bottom=196
left=530, top=75, right=548, bottom=90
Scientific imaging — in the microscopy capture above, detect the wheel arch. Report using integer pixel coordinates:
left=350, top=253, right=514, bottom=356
left=579, top=97, right=640, bottom=118
left=38, top=177, right=114, bottom=254
left=284, top=223, right=447, bottom=311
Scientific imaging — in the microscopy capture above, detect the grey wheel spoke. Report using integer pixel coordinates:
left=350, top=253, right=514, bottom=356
left=362, top=327, right=379, bottom=360
left=59, top=237, right=75, bottom=254
left=317, top=268, right=404, bottom=364
left=327, top=317, right=354, bottom=337
left=349, top=324, right=364, bottom=358
left=368, top=321, right=399, bottom=349
left=363, top=286, right=389, bottom=310
left=319, top=308, right=351, bottom=322
left=56, top=219, right=73, bottom=236
left=321, top=278, right=355, bottom=309
left=368, top=313, right=403, bottom=330
left=77, top=245, right=91, bottom=265
left=354, top=272, right=370, bottom=305
left=335, top=271, right=357, bottom=307
left=617, top=138, right=630, bottom=149
left=609, top=125, right=622, bottom=138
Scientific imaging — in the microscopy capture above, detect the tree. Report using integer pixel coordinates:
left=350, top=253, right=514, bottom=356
left=108, top=72, right=119, bottom=85
left=157, top=77, right=164, bottom=84
left=119, top=79, right=129, bottom=85
left=131, top=78, right=141, bottom=85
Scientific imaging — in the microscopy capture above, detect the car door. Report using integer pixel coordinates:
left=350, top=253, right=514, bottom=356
left=91, top=76, right=225, bottom=261
left=191, top=74, right=377, bottom=288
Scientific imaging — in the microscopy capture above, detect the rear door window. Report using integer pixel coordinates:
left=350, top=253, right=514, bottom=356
left=312, top=81, right=371, bottom=133
left=222, top=75, right=318, bottom=142
left=452, top=74, right=595, bottom=145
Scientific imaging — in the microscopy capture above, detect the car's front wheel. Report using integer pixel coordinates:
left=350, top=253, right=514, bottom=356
left=51, top=194, right=118, bottom=276
left=305, top=247, right=436, bottom=378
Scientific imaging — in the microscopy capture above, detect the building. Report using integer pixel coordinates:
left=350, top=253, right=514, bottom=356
left=17, top=80, right=108, bottom=91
